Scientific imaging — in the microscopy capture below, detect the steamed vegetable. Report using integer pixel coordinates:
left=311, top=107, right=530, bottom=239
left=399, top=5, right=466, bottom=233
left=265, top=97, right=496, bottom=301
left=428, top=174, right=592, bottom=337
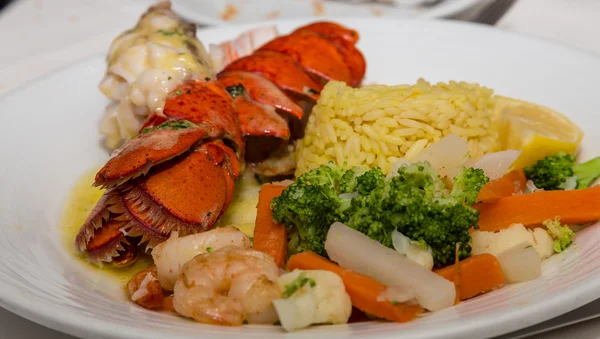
left=471, top=223, right=554, bottom=259
left=287, top=251, right=423, bottom=323
left=477, top=169, right=527, bottom=203
left=409, top=134, right=469, bottom=178
left=543, top=218, right=575, bottom=253
left=270, top=164, right=375, bottom=257
left=474, top=186, right=600, bottom=232
left=473, top=150, right=521, bottom=180
left=345, top=163, right=484, bottom=266
left=450, top=167, right=490, bottom=205
left=273, top=270, right=352, bottom=332
left=253, top=184, right=288, bottom=268
left=324, top=222, right=456, bottom=311
left=524, top=152, right=600, bottom=190
left=496, top=242, right=542, bottom=283
left=392, top=230, right=434, bottom=270
left=272, top=161, right=486, bottom=267
left=434, top=253, right=505, bottom=300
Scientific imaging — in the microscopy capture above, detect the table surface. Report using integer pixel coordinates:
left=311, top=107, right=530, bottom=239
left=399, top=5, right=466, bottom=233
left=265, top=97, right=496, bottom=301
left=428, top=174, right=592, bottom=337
left=1, top=0, right=600, bottom=338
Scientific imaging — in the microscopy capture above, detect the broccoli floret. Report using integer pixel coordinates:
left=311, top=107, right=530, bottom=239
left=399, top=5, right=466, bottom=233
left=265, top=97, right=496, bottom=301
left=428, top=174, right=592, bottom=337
left=573, top=157, right=600, bottom=189
left=524, top=152, right=575, bottom=190
left=271, top=163, right=384, bottom=256
left=339, top=166, right=368, bottom=193
left=543, top=218, right=575, bottom=253
left=273, top=161, right=480, bottom=267
left=451, top=167, right=490, bottom=205
left=524, top=152, right=600, bottom=190
left=345, top=162, right=478, bottom=266
left=271, top=163, right=350, bottom=257
left=356, top=167, right=385, bottom=195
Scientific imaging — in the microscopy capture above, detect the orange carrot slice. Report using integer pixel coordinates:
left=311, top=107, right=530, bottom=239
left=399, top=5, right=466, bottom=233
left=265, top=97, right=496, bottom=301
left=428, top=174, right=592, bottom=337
left=435, top=254, right=505, bottom=300
left=477, top=169, right=527, bottom=203
left=253, top=184, right=288, bottom=268
left=473, top=186, right=600, bottom=233
left=287, top=251, right=423, bottom=323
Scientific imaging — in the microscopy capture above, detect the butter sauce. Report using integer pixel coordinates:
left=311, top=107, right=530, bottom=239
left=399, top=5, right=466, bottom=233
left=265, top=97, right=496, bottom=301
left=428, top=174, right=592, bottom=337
left=61, top=167, right=152, bottom=284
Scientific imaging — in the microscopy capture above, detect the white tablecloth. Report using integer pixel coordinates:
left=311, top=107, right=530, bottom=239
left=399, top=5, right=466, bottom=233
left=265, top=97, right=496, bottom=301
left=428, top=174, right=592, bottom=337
left=1, top=0, right=600, bottom=338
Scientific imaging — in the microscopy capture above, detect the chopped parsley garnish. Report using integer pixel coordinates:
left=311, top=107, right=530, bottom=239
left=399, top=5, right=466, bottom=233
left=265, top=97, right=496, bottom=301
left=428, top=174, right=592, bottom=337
left=391, top=300, right=400, bottom=306
left=156, top=120, right=194, bottom=131
left=175, top=89, right=183, bottom=96
left=282, top=273, right=316, bottom=298
left=168, top=76, right=172, bottom=80
left=206, top=247, right=212, bottom=253
left=205, top=77, right=211, bottom=82
left=225, top=84, right=246, bottom=99
left=143, top=120, right=195, bottom=134
left=157, top=29, right=182, bottom=36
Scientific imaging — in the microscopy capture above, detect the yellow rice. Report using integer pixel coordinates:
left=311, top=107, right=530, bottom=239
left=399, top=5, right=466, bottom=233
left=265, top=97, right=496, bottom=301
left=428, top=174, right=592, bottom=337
left=295, top=78, right=500, bottom=176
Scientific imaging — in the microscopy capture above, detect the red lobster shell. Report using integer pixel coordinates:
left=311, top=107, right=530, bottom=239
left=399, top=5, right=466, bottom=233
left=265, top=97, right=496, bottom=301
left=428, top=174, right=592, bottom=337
left=75, top=10, right=366, bottom=266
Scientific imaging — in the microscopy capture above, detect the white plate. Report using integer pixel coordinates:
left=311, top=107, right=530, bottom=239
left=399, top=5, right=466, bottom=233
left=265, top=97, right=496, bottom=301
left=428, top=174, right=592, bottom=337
left=172, top=0, right=483, bottom=26
left=2, top=17, right=600, bottom=339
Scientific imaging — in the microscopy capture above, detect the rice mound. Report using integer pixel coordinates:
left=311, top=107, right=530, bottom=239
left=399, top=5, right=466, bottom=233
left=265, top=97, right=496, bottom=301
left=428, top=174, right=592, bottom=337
left=295, top=79, right=500, bottom=176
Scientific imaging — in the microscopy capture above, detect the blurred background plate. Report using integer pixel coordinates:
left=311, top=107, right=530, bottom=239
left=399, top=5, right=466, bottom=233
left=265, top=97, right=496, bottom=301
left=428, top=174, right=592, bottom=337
left=172, top=0, right=484, bottom=26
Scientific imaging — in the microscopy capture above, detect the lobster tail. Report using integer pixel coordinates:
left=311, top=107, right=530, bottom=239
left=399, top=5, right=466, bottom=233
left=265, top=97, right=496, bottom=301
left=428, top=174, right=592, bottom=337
left=76, top=1, right=365, bottom=266
left=76, top=80, right=243, bottom=265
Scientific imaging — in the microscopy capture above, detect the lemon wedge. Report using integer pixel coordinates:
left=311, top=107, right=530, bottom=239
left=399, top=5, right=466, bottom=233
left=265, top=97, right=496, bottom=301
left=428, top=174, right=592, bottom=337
left=495, top=96, right=584, bottom=169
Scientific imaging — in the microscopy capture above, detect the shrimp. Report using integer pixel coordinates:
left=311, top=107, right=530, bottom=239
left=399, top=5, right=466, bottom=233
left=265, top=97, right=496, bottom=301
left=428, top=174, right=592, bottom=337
left=151, top=226, right=251, bottom=291
left=173, top=246, right=281, bottom=326
left=272, top=270, right=352, bottom=332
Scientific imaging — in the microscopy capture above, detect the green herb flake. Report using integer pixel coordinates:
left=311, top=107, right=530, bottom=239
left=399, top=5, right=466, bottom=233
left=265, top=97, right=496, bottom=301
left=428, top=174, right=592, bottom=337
left=168, top=76, right=172, bottom=80
left=175, top=89, right=183, bottom=96
left=157, top=29, right=182, bottom=36
left=282, top=273, right=316, bottom=298
left=206, top=247, right=212, bottom=253
left=141, top=127, right=153, bottom=134
left=391, top=300, right=400, bottom=306
left=155, top=120, right=194, bottom=131
left=525, top=245, right=533, bottom=249
left=225, top=84, right=246, bottom=99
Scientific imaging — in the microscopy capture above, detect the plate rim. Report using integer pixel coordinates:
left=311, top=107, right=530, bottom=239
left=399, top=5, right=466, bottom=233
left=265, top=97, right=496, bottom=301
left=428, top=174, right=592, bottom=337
left=2, top=17, right=600, bottom=339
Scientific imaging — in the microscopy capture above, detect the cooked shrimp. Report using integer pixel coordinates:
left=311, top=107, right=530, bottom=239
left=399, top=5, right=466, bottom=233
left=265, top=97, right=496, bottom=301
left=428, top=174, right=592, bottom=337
left=173, top=246, right=281, bottom=326
left=273, top=269, right=352, bottom=332
left=151, top=226, right=250, bottom=291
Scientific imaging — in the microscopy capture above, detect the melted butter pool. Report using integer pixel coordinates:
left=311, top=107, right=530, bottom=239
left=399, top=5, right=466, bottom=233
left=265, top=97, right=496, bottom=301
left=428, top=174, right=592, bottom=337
left=61, top=167, right=152, bottom=284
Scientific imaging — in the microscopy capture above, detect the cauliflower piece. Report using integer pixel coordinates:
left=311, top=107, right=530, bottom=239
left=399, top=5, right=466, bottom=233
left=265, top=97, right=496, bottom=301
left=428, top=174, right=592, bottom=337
left=273, top=270, right=351, bottom=332
left=471, top=223, right=554, bottom=260
left=392, top=230, right=434, bottom=270
left=531, top=227, right=554, bottom=259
